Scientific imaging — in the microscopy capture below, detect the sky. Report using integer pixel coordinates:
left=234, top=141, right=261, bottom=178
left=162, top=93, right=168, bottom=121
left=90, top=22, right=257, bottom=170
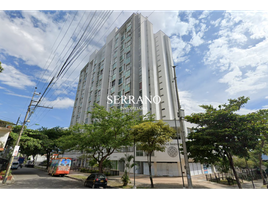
left=1, top=1, right=268, bottom=130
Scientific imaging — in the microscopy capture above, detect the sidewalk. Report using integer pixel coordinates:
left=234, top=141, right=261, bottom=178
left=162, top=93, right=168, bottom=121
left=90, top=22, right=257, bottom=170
left=127, top=173, right=266, bottom=189
left=67, top=170, right=267, bottom=189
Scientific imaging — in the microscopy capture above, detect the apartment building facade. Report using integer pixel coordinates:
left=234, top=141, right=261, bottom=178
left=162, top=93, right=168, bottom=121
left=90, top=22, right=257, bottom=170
left=68, top=13, right=212, bottom=176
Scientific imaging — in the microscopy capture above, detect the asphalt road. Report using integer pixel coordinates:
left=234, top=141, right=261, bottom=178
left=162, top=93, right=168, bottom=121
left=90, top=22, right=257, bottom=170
left=0, top=167, right=86, bottom=189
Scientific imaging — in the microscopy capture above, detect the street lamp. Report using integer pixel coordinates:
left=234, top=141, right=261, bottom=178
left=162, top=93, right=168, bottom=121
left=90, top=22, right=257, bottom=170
left=172, top=65, right=193, bottom=189
left=173, top=117, right=185, bottom=188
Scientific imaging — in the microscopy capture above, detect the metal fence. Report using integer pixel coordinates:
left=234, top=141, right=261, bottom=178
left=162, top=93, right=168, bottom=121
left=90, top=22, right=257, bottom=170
left=205, top=170, right=264, bottom=185
left=205, top=173, right=237, bottom=185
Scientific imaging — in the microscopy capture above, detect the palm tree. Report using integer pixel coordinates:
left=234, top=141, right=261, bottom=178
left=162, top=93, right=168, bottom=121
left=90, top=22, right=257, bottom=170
left=119, top=154, right=136, bottom=186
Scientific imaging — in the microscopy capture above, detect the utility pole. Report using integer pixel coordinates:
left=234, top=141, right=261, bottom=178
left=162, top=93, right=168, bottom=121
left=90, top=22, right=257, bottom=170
left=2, top=87, right=52, bottom=184
left=15, top=115, right=21, bottom=125
left=172, top=65, right=193, bottom=189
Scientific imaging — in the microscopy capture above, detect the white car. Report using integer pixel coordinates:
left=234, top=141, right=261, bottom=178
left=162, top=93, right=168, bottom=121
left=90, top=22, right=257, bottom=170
left=11, top=161, right=20, bottom=169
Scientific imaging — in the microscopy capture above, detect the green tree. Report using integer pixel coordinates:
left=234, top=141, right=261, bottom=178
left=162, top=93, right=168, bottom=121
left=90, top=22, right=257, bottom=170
left=119, top=154, right=136, bottom=186
left=248, top=109, right=268, bottom=185
left=60, top=104, right=141, bottom=173
left=131, top=120, right=176, bottom=188
left=38, top=126, right=71, bottom=169
left=0, top=61, right=3, bottom=73
left=7, top=126, right=43, bottom=162
left=184, top=96, right=259, bottom=189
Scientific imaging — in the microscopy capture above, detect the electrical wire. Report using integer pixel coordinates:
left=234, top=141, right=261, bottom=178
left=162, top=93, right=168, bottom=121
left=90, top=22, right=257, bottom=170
left=29, top=11, right=124, bottom=126
left=27, top=11, right=113, bottom=123
left=29, top=11, right=156, bottom=127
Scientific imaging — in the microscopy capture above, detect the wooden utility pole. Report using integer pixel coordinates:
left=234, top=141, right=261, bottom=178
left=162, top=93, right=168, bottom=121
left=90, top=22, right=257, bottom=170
left=2, top=88, right=52, bottom=184
left=172, top=65, right=193, bottom=189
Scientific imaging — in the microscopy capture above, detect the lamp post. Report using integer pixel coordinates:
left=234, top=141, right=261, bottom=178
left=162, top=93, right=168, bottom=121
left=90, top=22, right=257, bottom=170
left=133, top=137, right=136, bottom=189
left=172, top=65, right=193, bottom=189
left=174, top=117, right=185, bottom=188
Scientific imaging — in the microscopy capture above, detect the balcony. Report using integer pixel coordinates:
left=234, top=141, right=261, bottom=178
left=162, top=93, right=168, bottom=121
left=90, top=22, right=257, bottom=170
left=125, top=46, right=131, bottom=53
left=125, top=35, right=131, bottom=42
left=112, top=74, right=116, bottom=80
left=124, top=57, right=131, bottom=65
left=119, top=78, right=123, bottom=85
left=127, top=25, right=131, bottom=32
left=125, top=70, right=130, bottom=78
left=110, top=87, right=115, bottom=94
left=125, top=84, right=130, bottom=92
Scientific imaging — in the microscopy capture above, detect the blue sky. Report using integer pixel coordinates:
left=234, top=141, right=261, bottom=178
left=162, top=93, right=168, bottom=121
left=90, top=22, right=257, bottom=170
left=1, top=2, right=268, bottom=129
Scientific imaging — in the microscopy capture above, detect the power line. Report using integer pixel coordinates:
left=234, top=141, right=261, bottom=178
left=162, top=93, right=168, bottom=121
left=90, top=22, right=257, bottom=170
left=36, top=11, right=79, bottom=90
left=29, top=11, right=157, bottom=127
left=28, top=11, right=113, bottom=124
left=29, top=11, right=124, bottom=126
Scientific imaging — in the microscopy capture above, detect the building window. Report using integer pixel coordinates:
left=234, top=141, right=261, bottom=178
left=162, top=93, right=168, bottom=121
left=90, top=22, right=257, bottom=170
left=126, top=51, right=131, bottom=59
left=125, top=64, right=130, bottom=71
left=112, top=80, right=116, bottom=87
left=113, top=62, right=117, bottom=69
left=125, top=77, right=130, bottom=84
left=113, top=68, right=116, bottom=75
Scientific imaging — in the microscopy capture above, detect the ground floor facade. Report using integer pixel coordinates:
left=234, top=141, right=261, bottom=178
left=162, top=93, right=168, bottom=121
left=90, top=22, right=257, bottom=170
left=63, top=142, right=216, bottom=177
left=107, top=139, right=216, bottom=176
left=63, top=120, right=216, bottom=176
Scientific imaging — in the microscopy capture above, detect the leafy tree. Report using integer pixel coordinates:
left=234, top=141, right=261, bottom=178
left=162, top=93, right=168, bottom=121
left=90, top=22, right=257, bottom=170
left=184, top=96, right=259, bottom=189
left=38, top=126, right=71, bottom=169
left=131, top=120, right=176, bottom=188
left=119, top=154, right=136, bottom=186
left=60, top=104, right=141, bottom=173
left=7, top=126, right=43, bottom=162
left=247, top=109, right=268, bottom=185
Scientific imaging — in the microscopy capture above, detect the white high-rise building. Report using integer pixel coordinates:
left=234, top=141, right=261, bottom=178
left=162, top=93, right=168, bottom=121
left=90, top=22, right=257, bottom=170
left=70, top=13, right=178, bottom=126
left=68, top=13, right=211, bottom=177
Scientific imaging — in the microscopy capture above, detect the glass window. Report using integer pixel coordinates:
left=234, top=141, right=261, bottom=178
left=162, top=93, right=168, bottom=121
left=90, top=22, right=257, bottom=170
left=125, top=77, right=130, bottom=84
left=126, top=51, right=131, bottom=59
left=112, top=80, right=116, bottom=87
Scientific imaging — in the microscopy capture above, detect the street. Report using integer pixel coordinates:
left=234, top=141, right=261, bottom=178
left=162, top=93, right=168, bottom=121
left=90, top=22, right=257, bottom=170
left=0, top=167, right=86, bottom=189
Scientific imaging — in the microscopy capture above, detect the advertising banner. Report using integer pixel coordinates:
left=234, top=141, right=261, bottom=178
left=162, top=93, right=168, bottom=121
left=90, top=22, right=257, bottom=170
left=12, top=145, right=20, bottom=156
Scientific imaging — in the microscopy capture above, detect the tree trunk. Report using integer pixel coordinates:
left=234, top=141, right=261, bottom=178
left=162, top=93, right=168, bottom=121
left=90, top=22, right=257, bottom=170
left=258, top=150, right=266, bottom=185
left=245, top=159, right=255, bottom=189
left=226, top=152, right=242, bottom=189
left=148, top=153, right=154, bottom=188
left=46, top=152, right=50, bottom=169
left=99, top=161, right=103, bottom=173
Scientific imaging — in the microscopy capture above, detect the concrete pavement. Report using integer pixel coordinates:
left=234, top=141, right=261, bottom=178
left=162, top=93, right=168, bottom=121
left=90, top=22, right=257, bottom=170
left=67, top=170, right=267, bottom=189
left=124, top=173, right=265, bottom=189
left=0, top=167, right=86, bottom=189
left=1, top=168, right=266, bottom=189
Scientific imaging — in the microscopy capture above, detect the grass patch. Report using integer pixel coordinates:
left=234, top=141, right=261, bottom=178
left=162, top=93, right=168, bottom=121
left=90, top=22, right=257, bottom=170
left=68, top=174, right=87, bottom=181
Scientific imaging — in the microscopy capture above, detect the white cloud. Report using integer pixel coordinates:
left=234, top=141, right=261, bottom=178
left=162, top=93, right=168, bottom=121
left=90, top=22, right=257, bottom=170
left=236, top=107, right=258, bottom=115
left=0, top=11, right=49, bottom=66
left=179, top=90, right=223, bottom=116
left=42, top=97, right=74, bottom=109
left=0, top=63, right=35, bottom=89
left=190, top=30, right=204, bottom=46
left=170, top=35, right=191, bottom=63
left=199, top=11, right=210, bottom=19
left=203, top=11, right=268, bottom=95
